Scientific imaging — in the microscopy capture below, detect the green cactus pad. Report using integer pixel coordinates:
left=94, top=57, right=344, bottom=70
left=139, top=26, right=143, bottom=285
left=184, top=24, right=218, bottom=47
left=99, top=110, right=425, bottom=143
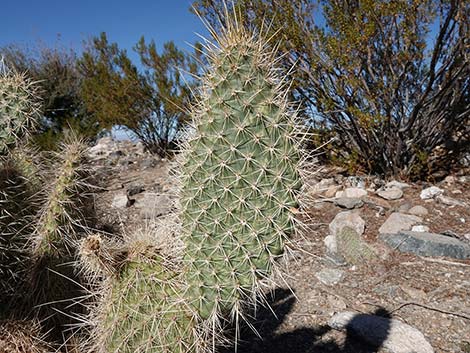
left=180, top=26, right=302, bottom=320
left=98, top=255, right=199, bottom=353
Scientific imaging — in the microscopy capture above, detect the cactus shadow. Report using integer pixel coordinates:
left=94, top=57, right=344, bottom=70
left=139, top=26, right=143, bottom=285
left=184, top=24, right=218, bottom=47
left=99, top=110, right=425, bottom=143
left=218, top=288, right=392, bottom=353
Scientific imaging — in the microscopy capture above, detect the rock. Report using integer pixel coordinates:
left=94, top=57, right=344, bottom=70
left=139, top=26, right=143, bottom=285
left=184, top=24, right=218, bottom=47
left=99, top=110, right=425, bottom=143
left=377, top=187, right=403, bottom=200
left=436, top=195, right=466, bottom=207
left=111, top=194, right=131, bottom=208
left=336, top=187, right=367, bottom=199
left=325, top=185, right=342, bottom=198
left=398, top=202, right=412, bottom=213
left=379, top=212, right=422, bottom=234
left=329, top=211, right=366, bottom=237
left=140, top=157, right=159, bottom=169
left=385, top=180, right=411, bottom=190
left=135, top=193, right=172, bottom=219
left=328, top=311, right=434, bottom=353
left=380, top=231, right=470, bottom=259
left=311, top=178, right=336, bottom=195
left=333, top=197, right=364, bottom=209
left=346, top=176, right=366, bottom=188
left=127, top=184, right=145, bottom=196
left=407, top=205, right=428, bottom=216
left=315, top=268, right=344, bottom=286
left=324, top=235, right=338, bottom=254
left=420, top=186, right=444, bottom=200
left=336, top=227, right=376, bottom=265
left=363, top=196, right=392, bottom=210
left=444, top=175, right=456, bottom=184
left=411, top=225, right=430, bottom=232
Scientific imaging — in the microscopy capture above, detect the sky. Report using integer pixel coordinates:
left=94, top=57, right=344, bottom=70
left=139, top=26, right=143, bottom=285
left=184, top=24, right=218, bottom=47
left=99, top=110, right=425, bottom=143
left=0, top=0, right=209, bottom=58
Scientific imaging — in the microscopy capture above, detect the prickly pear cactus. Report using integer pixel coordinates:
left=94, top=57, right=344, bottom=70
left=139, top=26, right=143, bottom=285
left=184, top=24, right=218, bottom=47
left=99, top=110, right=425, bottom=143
left=180, top=21, right=303, bottom=320
left=0, top=61, right=41, bottom=153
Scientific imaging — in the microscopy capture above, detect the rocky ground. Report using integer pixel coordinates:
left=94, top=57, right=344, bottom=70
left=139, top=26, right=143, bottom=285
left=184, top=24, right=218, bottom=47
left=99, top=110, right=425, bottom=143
left=87, top=137, right=470, bottom=353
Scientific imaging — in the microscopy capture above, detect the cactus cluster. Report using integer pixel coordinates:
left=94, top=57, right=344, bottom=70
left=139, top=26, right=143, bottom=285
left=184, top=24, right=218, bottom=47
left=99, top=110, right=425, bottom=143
left=0, top=60, right=93, bottom=348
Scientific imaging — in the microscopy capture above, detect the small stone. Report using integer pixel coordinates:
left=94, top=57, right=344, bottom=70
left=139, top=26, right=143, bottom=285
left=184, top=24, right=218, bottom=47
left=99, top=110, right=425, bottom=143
left=385, top=180, right=411, bottom=190
left=407, top=205, right=428, bottom=216
left=324, top=235, right=338, bottom=254
left=111, top=194, right=131, bottom=208
left=315, top=268, right=345, bottom=286
left=126, top=184, right=145, bottom=196
left=377, top=187, right=403, bottom=200
left=329, top=211, right=365, bottom=237
left=411, top=225, right=430, bottom=232
left=335, top=187, right=368, bottom=199
left=451, top=189, right=462, bottom=194
left=398, top=202, right=412, bottom=213
left=444, top=175, right=456, bottom=184
left=324, top=185, right=342, bottom=198
left=328, top=312, right=434, bottom=353
left=436, top=195, right=466, bottom=207
left=380, top=231, right=470, bottom=259
left=311, top=178, right=336, bottom=195
left=379, top=212, right=422, bottom=234
left=333, top=197, right=364, bottom=209
left=420, top=186, right=444, bottom=200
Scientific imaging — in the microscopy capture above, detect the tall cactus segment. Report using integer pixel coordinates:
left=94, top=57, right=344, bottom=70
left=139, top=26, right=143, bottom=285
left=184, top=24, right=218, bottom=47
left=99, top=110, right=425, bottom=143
left=0, top=59, right=41, bottom=154
left=180, top=18, right=303, bottom=322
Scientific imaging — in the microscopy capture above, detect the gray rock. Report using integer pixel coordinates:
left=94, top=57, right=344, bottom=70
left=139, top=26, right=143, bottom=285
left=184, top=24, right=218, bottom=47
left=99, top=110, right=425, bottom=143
left=385, top=180, right=411, bottom=190
left=398, top=202, right=412, bottom=213
left=380, top=231, right=470, bottom=259
left=379, top=212, right=422, bottom=234
left=335, top=187, right=368, bottom=199
left=311, top=178, right=336, bottom=195
left=315, top=268, right=345, bottom=286
left=127, top=184, right=145, bottom=196
left=377, top=187, right=403, bottom=200
left=346, top=176, right=366, bottom=188
left=334, top=197, right=364, bottom=209
left=411, top=225, right=430, bottom=232
left=328, top=311, right=434, bottom=353
left=329, top=211, right=365, bottom=237
left=436, top=195, right=466, bottom=207
left=324, top=235, right=338, bottom=254
left=420, top=186, right=444, bottom=200
left=136, top=193, right=172, bottom=219
left=112, top=194, right=131, bottom=208
left=407, top=205, right=428, bottom=216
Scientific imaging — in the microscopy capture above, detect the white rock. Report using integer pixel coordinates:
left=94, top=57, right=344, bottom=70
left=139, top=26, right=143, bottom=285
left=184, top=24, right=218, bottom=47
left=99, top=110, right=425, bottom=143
left=335, top=187, right=368, bottom=199
left=444, top=175, right=456, bottom=184
left=379, top=212, right=422, bottom=234
left=324, top=235, right=338, bottom=254
left=420, top=186, right=444, bottom=200
left=385, top=180, right=411, bottom=190
left=377, top=187, right=403, bottom=200
left=329, top=311, right=434, bottom=353
left=411, top=225, right=430, bottom=232
left=436, top=195, right=466, bottom=207
left=315, top=268, right=344, bottom=286
left=112, top=194, right=129, bottom=208
left=407, top=205, right=428, bottom=216
left=329, top=211, right=366, bottom=237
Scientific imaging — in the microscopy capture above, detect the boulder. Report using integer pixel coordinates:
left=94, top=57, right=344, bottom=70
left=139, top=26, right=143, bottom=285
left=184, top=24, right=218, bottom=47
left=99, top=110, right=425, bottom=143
left=329, top=311, right=434, bottom=353
left=379, top=212, right=422, bottom=234
left=380, top=231, right=470, bottom=259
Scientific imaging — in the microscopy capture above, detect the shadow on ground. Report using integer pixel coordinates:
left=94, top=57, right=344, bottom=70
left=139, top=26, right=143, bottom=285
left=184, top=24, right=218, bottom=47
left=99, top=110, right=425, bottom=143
left=219, top=288, right=391, bottom=353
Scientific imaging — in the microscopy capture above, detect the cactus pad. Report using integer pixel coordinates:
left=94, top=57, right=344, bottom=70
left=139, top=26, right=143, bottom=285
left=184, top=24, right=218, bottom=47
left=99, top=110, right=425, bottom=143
left=180, top=24, right=302, bottom=320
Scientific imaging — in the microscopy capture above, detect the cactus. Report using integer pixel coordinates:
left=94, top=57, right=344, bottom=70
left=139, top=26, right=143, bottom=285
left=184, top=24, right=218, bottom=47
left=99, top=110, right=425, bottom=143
left=0, top=319, right=54, bottom=353
left=0, top=59, right=41, bottom=154
left=81, top=13, right=306, bottom=353
left=179, top=19, right=303, bottom=322
left=25, top=135, right=91, bottom=336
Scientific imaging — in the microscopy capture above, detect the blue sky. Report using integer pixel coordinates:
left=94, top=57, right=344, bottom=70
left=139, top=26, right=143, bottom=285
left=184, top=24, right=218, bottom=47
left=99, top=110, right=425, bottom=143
left=0, top=0, right=209, bottom=57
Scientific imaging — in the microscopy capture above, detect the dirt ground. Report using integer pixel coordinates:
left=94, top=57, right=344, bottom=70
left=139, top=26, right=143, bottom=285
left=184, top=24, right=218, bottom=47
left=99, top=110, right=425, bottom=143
left=90, top=152, right=470, bottom=353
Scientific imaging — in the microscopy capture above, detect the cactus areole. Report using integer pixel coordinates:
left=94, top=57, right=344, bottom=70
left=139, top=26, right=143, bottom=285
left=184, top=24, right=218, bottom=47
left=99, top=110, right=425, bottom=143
left=180, top=25, right=302, bottom=320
